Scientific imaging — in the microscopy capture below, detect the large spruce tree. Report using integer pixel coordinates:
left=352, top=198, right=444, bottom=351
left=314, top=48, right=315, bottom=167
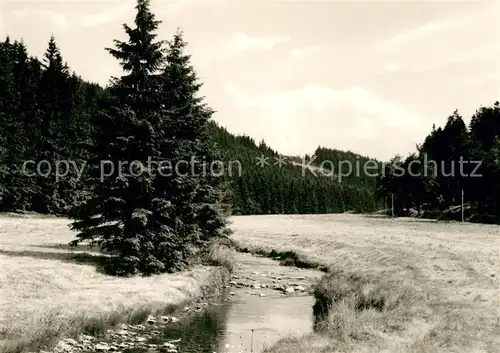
left=69, top=0, right=228, bottom=275
left=69, top=0, right=166, bottom=275
left=159, top=29, right=230, bottom=250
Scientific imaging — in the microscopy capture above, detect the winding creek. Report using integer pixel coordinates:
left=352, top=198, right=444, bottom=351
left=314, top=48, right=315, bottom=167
left=78, top=252, right=324, bottom=353
left=155, top=252, right=323, bottom=352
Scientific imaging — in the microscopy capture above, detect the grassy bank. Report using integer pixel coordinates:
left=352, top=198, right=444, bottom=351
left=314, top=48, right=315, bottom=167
left=235, top=244, right=328, bottom=272
left=230, top=214, right=500, bottom=353
left=0, top=216, right=232, bottom=353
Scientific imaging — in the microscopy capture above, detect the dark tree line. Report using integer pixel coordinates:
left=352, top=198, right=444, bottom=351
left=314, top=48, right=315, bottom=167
left=313, top=147, right=382, bottom=190
left=377, top=104, right=500, bottom=223
left=0, top=35, right=105, bottom=213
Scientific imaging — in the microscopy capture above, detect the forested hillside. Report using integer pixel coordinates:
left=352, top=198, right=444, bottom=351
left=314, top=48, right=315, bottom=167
left=0, top=36, right=106, bottom=214
left=210, top=123, right=380, bottom=214
left=313, top=146, right=381, bottom=190
left=0, top=35, right=380, bottom=218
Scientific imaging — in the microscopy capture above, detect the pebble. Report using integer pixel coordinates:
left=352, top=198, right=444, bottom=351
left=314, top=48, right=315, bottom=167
left=163, top=342, right=177, bottom=349
left=63, top=339, right=78, bottom=346
left=94, top=343, right=110, bottom=351
left=146, top=315, right=156, bottom=324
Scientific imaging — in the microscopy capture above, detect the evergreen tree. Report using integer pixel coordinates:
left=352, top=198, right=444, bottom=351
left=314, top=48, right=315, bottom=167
left=69, top=0, right=171, bottom=275
left=155, top=29, right=230, bottom=261
left=31, top=35, right=71, bottom=213
left=69, top=0, right=229, bottom=275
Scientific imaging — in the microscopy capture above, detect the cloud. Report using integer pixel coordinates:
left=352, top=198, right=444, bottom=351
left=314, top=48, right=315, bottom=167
left=226, top=84, right=432, bottom=160
left=6, top=1, right=183, bottom=31
left=78, top=4, right=132, bottom=28
left=222, top=32, right=289, bottom=54
left=379, top=20, right=447, bottom=49
left=42, top=10, right=69, bottom=29
left=291, top=45, right=318, bottom=59
left=45, top=10, right=70, bottom=28
left=157, top=1, right=192, bottom=15
left=373, top=6, right=499, bottom=75
left=377, top=9, right=493, bottom=50
left=9, top=9, right=69, bottom=29
left=377, top=41, right=500, bottom=75
left=457, top=70, right=500, bottom=90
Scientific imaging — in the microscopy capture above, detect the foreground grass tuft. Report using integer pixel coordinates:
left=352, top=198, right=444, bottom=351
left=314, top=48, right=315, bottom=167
left=200, top=237, right=238, bottom=273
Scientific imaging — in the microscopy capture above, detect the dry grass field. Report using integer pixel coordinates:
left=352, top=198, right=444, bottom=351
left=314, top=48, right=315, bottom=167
left=230, top=214, right=500, bottom=353
left=0, top=215, right=228, bottom=353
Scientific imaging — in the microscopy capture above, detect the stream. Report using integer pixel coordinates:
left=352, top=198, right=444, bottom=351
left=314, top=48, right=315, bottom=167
left=154, top=252, right=323, bottom=352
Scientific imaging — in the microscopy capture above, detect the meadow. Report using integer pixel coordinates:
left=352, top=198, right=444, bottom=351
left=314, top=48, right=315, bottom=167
left=230, top=214, right=500, bottom=353
left=0, top=214, right=229, bottom=353
left=1, top=213, right=498, bottom=353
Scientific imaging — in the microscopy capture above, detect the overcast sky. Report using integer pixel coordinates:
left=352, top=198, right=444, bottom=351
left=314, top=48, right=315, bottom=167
left=2, top=0, right=499, bottom=160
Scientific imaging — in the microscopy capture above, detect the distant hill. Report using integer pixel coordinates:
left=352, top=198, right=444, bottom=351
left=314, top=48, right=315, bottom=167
left=208, top=122, right=382, bottom=215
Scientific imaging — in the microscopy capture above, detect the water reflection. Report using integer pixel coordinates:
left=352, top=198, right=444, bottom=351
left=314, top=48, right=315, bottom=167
left=130, top=294, right=315, bottom=353
left=220, top=293, right=314, bottom=352
left=156, top=303, right=231, bottom=352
